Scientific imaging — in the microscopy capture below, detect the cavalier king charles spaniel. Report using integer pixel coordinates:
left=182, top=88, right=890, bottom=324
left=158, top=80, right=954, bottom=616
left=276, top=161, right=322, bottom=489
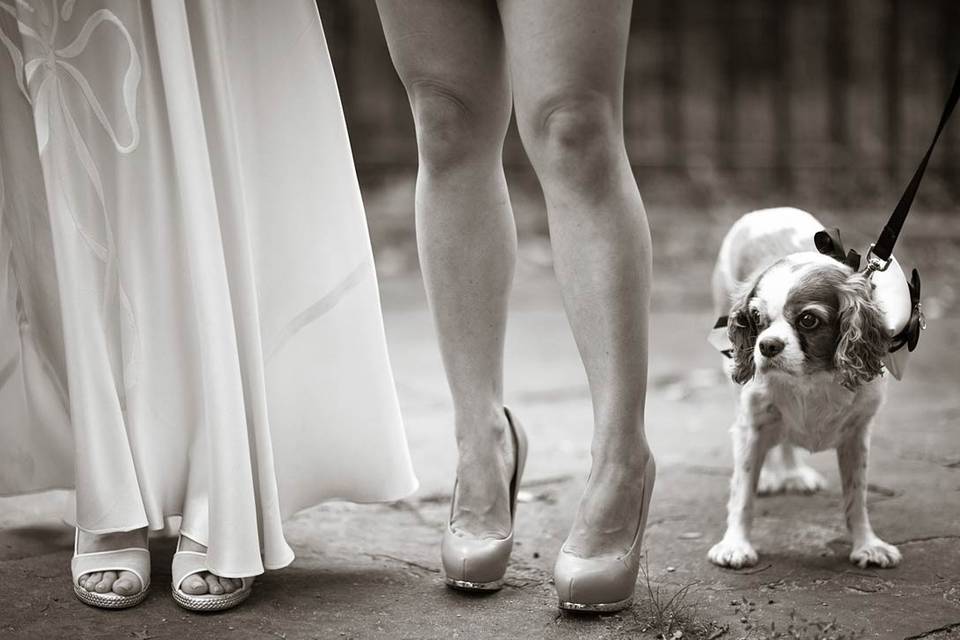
left=707, top=207, right=901, bottom=570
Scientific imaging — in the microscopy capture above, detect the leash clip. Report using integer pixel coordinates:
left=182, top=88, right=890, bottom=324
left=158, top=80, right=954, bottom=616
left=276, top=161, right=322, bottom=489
left=863, top=244, right=892, bottom=277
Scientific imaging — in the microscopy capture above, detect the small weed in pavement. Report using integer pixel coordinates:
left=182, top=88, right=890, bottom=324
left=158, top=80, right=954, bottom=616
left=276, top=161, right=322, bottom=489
left=625, top=553, right=727, bottom=640
left=732, top=597, right=865, bottom=640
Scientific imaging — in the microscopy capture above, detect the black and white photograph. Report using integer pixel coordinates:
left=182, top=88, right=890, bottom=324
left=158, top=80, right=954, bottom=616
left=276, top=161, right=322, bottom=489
left=0, top=1, right=958, bottom=638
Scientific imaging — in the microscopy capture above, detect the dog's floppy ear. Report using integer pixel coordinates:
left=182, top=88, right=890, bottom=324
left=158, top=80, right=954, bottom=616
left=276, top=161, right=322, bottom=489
left=834, top=273, right=890, bottom=390
left=727, top=283, right=759, bottom=384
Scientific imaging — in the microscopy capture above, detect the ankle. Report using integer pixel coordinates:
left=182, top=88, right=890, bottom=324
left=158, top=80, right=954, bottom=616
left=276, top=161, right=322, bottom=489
left=454, top=405, right=510, bottom=451
left=77, top=527, right=148, bottom=553
left=179, top=534, right=208, bottom=553
left=590, top=437, right=651, bottom=471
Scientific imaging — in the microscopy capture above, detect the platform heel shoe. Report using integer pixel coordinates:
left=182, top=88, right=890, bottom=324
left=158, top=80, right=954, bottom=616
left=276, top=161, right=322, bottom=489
left=441, top=407, right=528, bottom=591
left=171, top=536, right=254, bottom=612
left=72, top=529, right=150, bottom=609
left=554, top=458, right=656, bottom=612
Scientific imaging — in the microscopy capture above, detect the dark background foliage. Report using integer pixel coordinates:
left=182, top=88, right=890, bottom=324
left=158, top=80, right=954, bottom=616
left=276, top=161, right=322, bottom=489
left=316, top=0, right=960, bottom=315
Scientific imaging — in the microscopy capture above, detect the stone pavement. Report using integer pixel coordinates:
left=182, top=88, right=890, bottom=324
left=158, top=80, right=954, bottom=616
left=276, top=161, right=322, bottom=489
left=1, top=272, right=958, bottom=640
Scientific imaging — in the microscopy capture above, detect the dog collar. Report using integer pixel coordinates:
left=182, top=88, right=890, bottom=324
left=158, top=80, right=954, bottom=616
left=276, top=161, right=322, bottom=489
left=814, top=227, right=923, bottom=380
left=708, top=66, right=955, bottom=378
left=708, top=229, right=924, bottom=381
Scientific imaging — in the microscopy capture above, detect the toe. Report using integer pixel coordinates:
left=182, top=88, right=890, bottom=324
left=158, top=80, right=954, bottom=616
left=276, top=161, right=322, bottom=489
left=82, top=572, right=102, bottom=591
left=230, top=578, right=244, bottom=591
left=205, top=574, right=224, bottom=595
left=96, top=571, right=117, bottom=593
left=181, top=574, right=209, bottom=595
left=113, top=571, right=142, bottom=596
left=220, top=578, right=237, bottom=594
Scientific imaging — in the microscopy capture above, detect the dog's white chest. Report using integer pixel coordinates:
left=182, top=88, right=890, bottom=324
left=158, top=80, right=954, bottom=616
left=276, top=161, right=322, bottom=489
left=780, top=400, right=848, bottom=452
left=749, top=375, right=881, bottom=452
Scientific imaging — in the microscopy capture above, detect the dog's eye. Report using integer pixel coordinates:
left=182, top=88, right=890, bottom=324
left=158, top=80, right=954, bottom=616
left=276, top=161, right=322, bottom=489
left=734, top=306, right=763, bottom=329
left=797, top=312, right=820, bottom=330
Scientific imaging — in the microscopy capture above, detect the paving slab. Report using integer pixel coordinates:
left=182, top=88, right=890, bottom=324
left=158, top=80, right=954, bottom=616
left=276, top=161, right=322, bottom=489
left=1, top=272, right=958, bottom=640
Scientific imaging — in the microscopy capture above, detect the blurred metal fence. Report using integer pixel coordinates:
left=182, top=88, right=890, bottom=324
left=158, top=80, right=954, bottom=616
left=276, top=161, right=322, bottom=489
left=318, top=0, right=960, bottom=193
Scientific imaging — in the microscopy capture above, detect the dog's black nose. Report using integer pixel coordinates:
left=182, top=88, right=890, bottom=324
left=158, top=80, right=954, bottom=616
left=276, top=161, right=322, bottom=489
left=759, top=337, right=785, bottom=358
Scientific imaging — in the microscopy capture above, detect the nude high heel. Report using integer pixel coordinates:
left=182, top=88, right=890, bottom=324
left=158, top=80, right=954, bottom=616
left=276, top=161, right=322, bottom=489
left=441, top=407, right=528, bottom=591
left=553, top=458, right=656, bottom=612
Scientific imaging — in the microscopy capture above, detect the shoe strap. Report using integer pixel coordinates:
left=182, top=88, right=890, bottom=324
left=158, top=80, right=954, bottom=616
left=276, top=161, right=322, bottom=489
left=71, top=546, right=150, bottom=590
left=172, top=550, right=253, bottom=592
left=172, top=550, right=208, bottom=591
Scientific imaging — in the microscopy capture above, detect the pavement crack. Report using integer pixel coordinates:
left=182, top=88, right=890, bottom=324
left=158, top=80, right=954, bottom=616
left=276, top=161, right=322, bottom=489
left=412, top=491, right=449, bottom=504
left=391, top=499, right=436, bottom=529
left=892, top=535, right=960, bottom=545
left=844, top=585, right=881, bottom=593
left=365, top=553, right=440, bottom=574
left=503, top=578, right=547, bottom=589
left=504, top=562, right=552, bottom=590
left=904, top=621, right=960, bottom=639
left=866, top=483, right=898, bottom=497
left=739, top=563, right=773, bottom=575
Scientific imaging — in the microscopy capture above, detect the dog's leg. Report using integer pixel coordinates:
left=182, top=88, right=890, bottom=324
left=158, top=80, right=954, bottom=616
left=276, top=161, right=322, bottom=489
left=708, top=416, right=775, bottom=569
left=837, top=424, right=901, bottom=568
left=758, top=444, right=827, bottom=495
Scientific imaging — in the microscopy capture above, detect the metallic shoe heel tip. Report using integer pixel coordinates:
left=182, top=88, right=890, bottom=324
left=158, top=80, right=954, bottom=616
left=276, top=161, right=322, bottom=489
left=440, top=407, right=526, bottom=595
left=444, top=576, right=504, bottom=592
left=557, top=597, right=634, bottom=613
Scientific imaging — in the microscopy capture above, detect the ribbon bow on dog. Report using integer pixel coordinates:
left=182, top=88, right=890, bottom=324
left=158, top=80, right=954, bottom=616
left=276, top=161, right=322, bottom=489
left=891, top=268, right=923, bottom=353
left=814, top=228, right=862, bottom=271
left=814, top=227, right=923, bottom=356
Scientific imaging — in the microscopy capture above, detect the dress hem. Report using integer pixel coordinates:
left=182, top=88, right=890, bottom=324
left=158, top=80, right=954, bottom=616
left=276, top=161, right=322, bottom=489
left=6, top=476, right=421, bottom=537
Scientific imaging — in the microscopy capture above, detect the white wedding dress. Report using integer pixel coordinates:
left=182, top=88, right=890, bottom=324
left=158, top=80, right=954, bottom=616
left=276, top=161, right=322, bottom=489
left=0, top=0, right=417, bottom=578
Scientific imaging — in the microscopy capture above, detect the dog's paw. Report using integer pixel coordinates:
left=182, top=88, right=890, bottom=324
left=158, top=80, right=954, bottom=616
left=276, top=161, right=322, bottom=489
left=758, top=465, right=827, bottom=496
left=708, top=537, right=759, bottom=569
left=850, top=538, right=901, bottom=568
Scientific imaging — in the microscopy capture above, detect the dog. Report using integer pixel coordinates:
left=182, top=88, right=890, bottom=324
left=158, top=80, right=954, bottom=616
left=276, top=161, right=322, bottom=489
left=707, top=207, right=901, bottom=570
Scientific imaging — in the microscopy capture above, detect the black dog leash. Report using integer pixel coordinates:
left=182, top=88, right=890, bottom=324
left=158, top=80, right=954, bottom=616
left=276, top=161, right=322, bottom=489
left=715, top=67, right=960, bottom=358
left=864, top=65, right=960, bottom=275
left=815, top=66, right=960, bottom=276
left=813, top=65, right=960, bottom=354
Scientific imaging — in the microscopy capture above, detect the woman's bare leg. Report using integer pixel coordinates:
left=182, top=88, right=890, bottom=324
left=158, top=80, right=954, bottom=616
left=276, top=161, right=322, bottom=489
left=499, top=0, right=654, bottom=557
left=376, top=0, right=518, bottom=538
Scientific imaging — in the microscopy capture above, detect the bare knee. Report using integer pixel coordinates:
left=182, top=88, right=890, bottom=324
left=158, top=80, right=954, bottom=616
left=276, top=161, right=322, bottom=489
left=407, top=80, right=504, bottom=173
left=520, top=92, right=625, bottom=187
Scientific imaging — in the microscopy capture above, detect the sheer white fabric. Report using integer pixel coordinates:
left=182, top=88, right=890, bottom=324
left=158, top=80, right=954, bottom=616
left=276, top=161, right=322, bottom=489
left=0, top=0, right=417, bottom=577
